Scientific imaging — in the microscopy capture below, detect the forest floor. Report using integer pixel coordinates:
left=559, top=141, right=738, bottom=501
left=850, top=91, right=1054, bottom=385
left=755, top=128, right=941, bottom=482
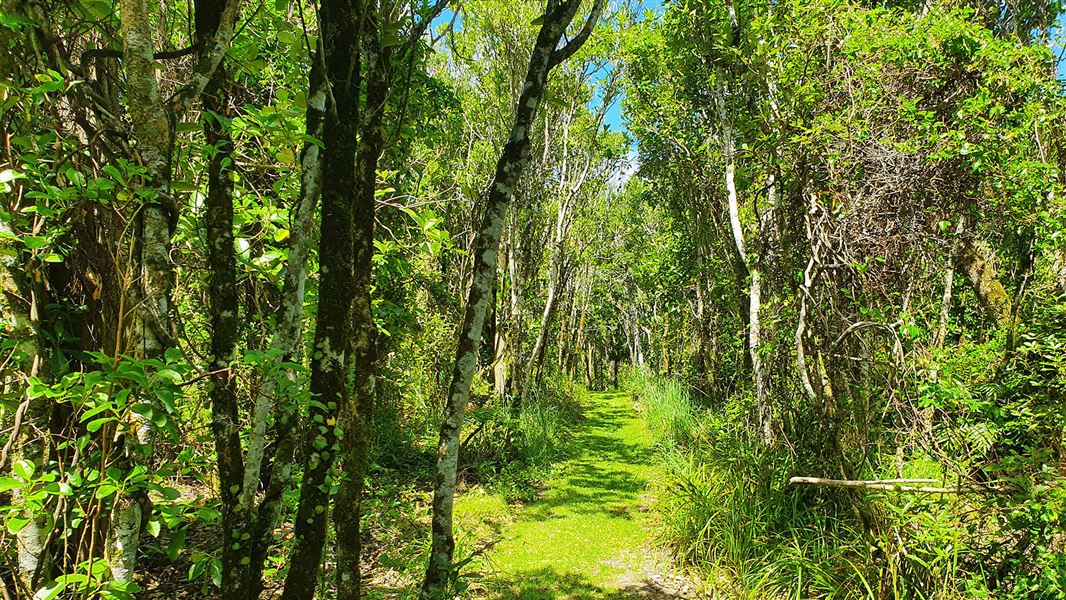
left=144, top=391, right=699, bottom=599
left=454, top=391, right=698, bottom=599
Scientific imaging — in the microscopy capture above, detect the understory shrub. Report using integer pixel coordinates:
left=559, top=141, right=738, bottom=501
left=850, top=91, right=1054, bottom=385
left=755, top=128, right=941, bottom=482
left=633, top=368, right=1066, bottom=599
left=458, top=374, right=584, bottom=499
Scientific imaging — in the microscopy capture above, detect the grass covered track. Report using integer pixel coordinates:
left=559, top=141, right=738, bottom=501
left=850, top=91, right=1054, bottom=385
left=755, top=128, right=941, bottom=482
left=456, top=391, right=691, bottom=599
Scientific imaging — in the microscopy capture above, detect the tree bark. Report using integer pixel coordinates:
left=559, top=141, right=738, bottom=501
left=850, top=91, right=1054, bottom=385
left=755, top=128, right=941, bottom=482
left=280, top=0, right=450, bottom=592
left=201, top=56, right=249, bottom=599
left=421, top=0, right=604, bottom=594
left=109, top=0, right=241, bottom=581
left=788, top=476, right=996, bottom=494
left=957, top=239, right=1013, bottom=329
left=280, top=0, right=365, bottom=595
left=195, top=1, right=259, bottom=595
left=109, top=0, right=179, bottom=580
left=240, top=50, right=326, bottom=600
left=1, top=220, right=50, bottom=590
left=335, top=13, right=387, bottom=599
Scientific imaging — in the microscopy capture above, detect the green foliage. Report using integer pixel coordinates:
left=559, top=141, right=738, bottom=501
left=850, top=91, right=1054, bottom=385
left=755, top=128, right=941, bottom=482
left=459, top=376, right=583, bottom=501
left=628, top=369, right=697, bottom=445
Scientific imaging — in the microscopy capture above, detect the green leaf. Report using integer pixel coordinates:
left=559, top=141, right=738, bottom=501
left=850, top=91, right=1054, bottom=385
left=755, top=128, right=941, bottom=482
left=22, top=236, right=49, bottom=250
left=155, top=369, right=183, bottom=384
left=210, top=557, right=222, bottom=588
left=85, top=416, right=115, bottom=433
left=0, top=477, right=23, bottom=493
left=95, top=483, right=118, bottom=499
left=33, top=580, right=64, bottom=600
left=7, top=515, right=30, bottom=534
left=188, top=555, right=209, bottom=581
left=168, top=527, right=187, bottom=561
left=13, top=459, right=34, bottom=480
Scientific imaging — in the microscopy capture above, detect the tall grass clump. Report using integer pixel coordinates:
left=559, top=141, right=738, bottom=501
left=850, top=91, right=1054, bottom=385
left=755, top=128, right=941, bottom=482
left=632, top=360, right=1066, bottom=599
left=516, top=374, right=581, bottom=466
left=460, top=374, right=584, bottom=500
left=631, top=370, right=878, bottom=598
left=629, top=369, right=697, bottom=445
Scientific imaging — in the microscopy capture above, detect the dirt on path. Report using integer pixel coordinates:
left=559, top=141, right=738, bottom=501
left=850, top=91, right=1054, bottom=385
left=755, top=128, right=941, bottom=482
left=457, top=391, right=699, bottom=600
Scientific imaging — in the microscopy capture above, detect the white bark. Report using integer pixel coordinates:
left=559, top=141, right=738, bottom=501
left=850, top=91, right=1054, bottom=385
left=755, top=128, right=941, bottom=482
left=714, top=83, right=746, bottom=266
left=796, top=256, right=818, bottom=405
left=112, top=0, right=169, bottom=579
left=106, top=497, right=142, bottom=583
left=750, top=268, right=769, bottom=442
left=239, top=76, right=325, bottom=512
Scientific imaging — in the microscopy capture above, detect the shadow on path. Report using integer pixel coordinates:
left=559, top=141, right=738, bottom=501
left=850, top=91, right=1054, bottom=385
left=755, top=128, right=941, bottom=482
left=484, top=568, right=689, bottom=600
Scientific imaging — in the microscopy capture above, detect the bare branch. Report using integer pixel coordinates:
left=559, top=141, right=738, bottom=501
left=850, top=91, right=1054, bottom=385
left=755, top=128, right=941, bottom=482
left=548, top=0, right=605, bottom=69
left=168, top=0, right=244, bottom=116
left=403, top=0, right=451, bottom=53
left=789, top=476, right=1000, bottom=494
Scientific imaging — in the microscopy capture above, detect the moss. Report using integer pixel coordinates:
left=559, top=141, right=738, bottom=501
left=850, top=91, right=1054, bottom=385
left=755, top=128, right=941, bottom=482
left=959, top=240, right=1012, bottom=328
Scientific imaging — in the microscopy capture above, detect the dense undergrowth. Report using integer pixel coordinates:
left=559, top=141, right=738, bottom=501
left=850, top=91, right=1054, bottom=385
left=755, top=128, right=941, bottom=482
left=628, top=356, right=1066, bottom=600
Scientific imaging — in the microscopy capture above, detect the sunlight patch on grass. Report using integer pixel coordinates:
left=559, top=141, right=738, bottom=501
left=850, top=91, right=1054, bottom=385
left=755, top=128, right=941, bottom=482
left=455, top=391, right=664, bottom=598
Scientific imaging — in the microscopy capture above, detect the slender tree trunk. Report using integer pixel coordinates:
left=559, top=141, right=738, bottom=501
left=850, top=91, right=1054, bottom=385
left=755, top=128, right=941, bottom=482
left=935, top=260, right=956, bottom=349
left=1, top=220, right=50, bottom=590
left=241, top=53, right=325, bottom=600
left=522, top=271, right=558, bottom=395
left=110, top=0, right=177, bottom=579
left=586, top=342, right=595, bottom=387
left=958, top=238, right=1012, bottom=329
left=335, top=18, right=387, bottom=599
left=240, top=58, right=325, bottom=512
left=110, top=0, right=240, bottom=581
left=200, top=52, right=250, bottom=598
left=280, top=0, right=364, bottom=594
left=422, top=1, right=603, bottom=594
left=796, top=224, right=820, bottom=407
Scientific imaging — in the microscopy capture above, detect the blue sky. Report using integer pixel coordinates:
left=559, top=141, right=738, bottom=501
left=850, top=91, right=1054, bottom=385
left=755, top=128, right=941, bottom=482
left=1055, top=13, right=1066, bottom=80
left=600, top=0, right=663, bottom=135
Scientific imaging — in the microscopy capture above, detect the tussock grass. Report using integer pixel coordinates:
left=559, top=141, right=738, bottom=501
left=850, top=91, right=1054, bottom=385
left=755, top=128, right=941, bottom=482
left=629, top=370, right=902, bottom=599
left=629, top=367, right=1061, bottom=599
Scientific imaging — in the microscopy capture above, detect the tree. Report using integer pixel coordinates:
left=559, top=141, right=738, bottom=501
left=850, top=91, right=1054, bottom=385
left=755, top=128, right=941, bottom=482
left=421, top=0, right=605, bottom=594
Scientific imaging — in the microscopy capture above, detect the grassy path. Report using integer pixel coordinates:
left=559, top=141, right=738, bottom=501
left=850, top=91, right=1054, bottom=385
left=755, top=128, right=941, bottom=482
left=456, top=391, right=688, bottom=599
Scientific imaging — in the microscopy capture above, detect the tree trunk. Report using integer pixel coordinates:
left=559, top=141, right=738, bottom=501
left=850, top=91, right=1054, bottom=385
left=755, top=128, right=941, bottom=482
left=522, top=271, right=558, bottom=396
left=109, top=0, right=179, bottom=580
left=280, top=0, right=365, bottom=594
left=335, top=16, right=387, bottom=599
left=1, top=220, right=50, bottom=590
left=201, top=55, right=251, bottom=598
left=935, top=258, right=956, bottom=349
left=957, top=239, right=1012, bottom=329
left=240, top=52, right=326, bottom=600
left=421, top=1, right=603, bottom=594
left=110, top=0, right=240, bottom=581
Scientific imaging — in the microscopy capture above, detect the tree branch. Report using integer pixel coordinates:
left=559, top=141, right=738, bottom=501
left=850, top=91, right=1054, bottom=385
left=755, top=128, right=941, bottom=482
left=548, top=0, right=605, bottom=69
left=789, top=476, right=1000, bottom=494
left=82, top=44, right=199, bottom=64
left=403, top=0, right=451, bottom=53
left=167, top=0, right=244, bottom=116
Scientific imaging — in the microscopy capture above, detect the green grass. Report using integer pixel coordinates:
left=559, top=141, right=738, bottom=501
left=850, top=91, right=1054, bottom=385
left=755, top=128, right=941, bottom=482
left=638, top=377, right=697, bottom=445
left=455, top=390, right=663, bottom=599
